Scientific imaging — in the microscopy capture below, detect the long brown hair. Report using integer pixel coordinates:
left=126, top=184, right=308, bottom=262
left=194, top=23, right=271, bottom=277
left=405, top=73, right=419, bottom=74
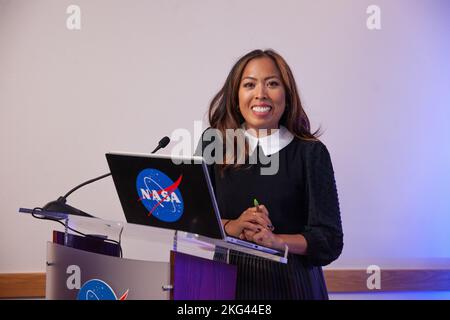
left=208, top=49, right=320, bottom=173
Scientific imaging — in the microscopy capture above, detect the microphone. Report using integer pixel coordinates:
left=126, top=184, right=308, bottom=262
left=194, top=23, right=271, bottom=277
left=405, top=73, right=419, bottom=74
left=151, top=136, right=170, bottom=153
left=42, top=136, right=171, bottom=217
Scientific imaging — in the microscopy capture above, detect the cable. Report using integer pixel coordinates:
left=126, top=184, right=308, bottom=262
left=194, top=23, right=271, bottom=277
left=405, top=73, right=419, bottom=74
left=32, top=207, right=123, bottom=258
left=62, top=173, right=112, bottom=200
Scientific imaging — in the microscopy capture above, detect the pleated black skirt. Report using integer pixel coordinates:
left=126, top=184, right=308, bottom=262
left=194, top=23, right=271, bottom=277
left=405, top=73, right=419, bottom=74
left=214, top=248, right=329, bottom=300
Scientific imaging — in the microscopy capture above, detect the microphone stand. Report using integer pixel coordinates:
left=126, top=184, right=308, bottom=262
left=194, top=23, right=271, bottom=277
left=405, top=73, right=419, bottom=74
left=42, top=136, right=170, bottom=217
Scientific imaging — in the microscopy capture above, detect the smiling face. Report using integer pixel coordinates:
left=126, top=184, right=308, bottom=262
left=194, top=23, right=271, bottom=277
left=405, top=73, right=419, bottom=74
left=238, top=57, right=286, bottom=135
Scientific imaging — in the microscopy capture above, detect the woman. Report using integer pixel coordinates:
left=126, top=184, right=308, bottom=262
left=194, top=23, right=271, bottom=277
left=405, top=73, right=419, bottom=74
left=195, top=49, right=343, bottom=299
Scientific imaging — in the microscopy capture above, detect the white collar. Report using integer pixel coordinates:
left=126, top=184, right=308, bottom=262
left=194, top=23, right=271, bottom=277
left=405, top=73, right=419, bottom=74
left=243, top=125, right=294, bottom=155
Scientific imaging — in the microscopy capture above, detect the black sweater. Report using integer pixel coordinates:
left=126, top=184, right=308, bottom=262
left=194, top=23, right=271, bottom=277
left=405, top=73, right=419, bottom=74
left=196, top=129, right=344, bottom=267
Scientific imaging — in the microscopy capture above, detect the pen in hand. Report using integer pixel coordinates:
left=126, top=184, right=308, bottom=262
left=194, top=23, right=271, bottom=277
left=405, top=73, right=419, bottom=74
left=253, top=198, right=274, bottom=231
left=253, top=198, right=260, bottom=212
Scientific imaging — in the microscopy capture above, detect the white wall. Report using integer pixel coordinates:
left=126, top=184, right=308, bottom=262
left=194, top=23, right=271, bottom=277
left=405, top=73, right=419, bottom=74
left=1, top=0, right=449, bottom=274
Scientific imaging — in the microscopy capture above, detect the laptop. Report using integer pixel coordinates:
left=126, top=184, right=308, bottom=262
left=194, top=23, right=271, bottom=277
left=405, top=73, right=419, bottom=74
left=105, top=152, right=281, bottom=255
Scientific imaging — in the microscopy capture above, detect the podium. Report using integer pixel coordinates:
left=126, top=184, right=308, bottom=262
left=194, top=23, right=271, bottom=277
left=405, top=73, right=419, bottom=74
left=19, top=208, right=286, bottom=300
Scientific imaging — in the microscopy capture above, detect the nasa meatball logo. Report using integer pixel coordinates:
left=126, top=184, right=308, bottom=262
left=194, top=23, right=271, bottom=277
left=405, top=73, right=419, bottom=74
left=136, top=168, right=184, bottom=222
left=77, top=279, right=129, bottom=300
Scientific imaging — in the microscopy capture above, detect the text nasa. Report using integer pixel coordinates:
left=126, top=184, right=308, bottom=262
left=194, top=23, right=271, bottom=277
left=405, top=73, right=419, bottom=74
left=140, top=188, right=181, bottom=203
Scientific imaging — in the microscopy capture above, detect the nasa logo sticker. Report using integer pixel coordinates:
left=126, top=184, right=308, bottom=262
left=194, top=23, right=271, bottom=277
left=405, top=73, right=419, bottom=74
left=136, top=168, right=184, bottom=222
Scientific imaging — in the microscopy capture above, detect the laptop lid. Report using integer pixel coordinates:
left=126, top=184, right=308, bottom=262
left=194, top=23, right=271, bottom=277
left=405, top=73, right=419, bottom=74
left=106, top=152, right=225, bottom=239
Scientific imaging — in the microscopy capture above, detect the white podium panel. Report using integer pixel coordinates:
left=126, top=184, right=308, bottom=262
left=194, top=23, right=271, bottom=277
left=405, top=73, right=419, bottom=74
left=46, top=242, right=171, bottom=300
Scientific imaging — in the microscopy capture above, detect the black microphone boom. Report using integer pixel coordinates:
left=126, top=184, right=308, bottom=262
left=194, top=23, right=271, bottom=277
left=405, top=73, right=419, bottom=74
left=42, top=136, right=171, bottom=217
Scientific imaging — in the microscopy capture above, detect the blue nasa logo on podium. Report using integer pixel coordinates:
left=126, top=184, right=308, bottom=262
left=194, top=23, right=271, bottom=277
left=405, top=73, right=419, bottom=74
left=136, top=168, right=184, bottom=222
left=77, top=279, right=129, bottom=300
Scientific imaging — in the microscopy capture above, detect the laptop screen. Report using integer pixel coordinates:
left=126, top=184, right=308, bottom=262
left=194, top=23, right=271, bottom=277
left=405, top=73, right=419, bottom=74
left=106, top=152, right=225, bottom=239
